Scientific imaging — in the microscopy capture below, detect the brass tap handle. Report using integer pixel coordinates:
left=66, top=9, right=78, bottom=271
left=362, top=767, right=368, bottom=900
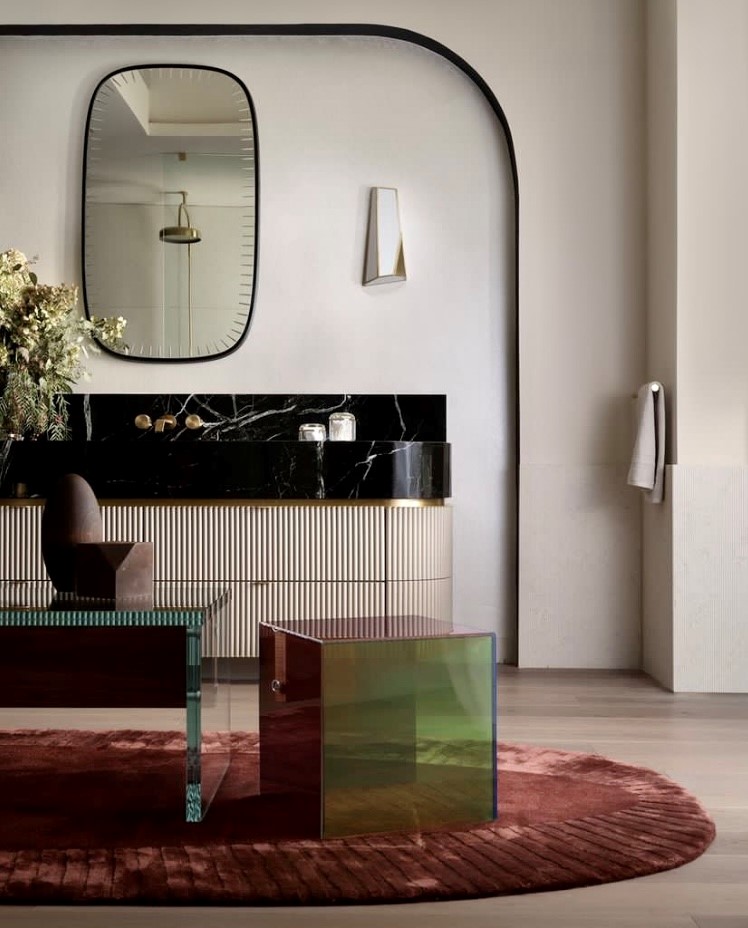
left=134, top=414, right=152, bottom=430
left=154, top=414, right=177, bottom=433
left=184, top=414, right=204, bottom=430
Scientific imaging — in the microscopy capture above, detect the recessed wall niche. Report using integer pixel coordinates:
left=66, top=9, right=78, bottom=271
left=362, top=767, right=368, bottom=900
left=0, top=32, right=516, bottom=659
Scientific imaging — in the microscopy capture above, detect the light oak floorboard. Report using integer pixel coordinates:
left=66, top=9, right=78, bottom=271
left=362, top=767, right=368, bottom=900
left=692, top=919, right=748, bottom=928
left=1, top=668, right=747, bottom=928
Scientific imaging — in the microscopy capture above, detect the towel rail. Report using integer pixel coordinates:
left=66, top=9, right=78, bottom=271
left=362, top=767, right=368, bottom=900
left=631, top=383, right=660, bottom=398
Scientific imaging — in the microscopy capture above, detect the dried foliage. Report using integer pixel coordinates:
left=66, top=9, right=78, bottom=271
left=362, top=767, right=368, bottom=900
left=0, top=249, right=126, bottom=438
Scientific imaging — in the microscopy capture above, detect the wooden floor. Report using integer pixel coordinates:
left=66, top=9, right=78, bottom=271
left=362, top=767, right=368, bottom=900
left=2, top=668, right=747, bottom=928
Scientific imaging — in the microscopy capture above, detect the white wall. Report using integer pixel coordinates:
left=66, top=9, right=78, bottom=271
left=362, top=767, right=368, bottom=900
left=512, top=2, right=646, bottom=667
left=637, top=0, right=748, bottom=692
left=677, top=0, right=748, bottom=466
left=653, top=0, right=748, bottom=691
left=0, top=0, right=649, bottom=670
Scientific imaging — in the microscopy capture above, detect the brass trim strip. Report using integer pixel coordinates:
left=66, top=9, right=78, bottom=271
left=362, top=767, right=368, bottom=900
left=0, top=498, right=447, bottom=509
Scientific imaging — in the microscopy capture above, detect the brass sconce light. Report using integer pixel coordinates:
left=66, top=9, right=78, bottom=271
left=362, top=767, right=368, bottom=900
left=363, top=187, right=406, bottom=286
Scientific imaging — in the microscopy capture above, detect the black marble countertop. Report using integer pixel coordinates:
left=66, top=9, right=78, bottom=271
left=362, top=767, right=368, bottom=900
left=0, top=394, right=450, bottom=501
left=0, top=439, right=450, bottom=501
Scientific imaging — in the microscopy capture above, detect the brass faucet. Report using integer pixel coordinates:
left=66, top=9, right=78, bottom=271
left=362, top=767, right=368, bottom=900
left=154, top=414, right=177, bottom=433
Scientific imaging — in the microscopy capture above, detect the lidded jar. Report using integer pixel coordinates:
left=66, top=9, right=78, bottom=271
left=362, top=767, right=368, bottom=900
left=298, top=423, right=326, bottom=442
left=328, top=412, right=356, bottom=441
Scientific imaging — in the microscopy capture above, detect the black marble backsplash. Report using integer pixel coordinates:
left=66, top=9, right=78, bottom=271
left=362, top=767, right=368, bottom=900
left=65, top=394, right=446, bottom=442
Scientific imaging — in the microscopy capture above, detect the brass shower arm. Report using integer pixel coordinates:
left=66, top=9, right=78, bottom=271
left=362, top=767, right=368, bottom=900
left=159, top=189, right=201, bottom=245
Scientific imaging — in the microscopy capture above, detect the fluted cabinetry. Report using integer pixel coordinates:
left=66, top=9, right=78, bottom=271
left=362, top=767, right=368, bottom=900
left=0, top=502, right=452, bottom=657
left=386, top=504, right=453, bottom=623
left=0, top=504, right=43, bottom=582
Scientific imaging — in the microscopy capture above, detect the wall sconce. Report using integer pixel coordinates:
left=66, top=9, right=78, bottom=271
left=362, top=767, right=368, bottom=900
left=362, top=187, right=406, bottom=286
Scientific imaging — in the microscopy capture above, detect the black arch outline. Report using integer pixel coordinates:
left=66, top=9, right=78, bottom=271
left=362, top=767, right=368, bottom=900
left=0, top=22, right=520, bottom=655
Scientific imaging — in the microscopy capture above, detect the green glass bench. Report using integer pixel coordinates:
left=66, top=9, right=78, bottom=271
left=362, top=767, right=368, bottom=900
left=0, top=582, right=232, bottom=822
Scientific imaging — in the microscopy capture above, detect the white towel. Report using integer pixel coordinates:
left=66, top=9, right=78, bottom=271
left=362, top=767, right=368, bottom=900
left=627, top=382, right=665, bottom=503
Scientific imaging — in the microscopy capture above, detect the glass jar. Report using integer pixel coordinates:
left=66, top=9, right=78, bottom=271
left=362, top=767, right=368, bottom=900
left=328, top=412, right=356, bottom=441
left=298, top=423, right=327, bottom=441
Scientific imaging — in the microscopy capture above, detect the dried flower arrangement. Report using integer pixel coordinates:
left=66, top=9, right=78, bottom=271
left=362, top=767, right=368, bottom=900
left=0, top=249, right=126, bottom=439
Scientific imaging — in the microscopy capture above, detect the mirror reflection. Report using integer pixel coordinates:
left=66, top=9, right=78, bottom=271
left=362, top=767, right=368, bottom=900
left=83, top=65, right=257, bottom=361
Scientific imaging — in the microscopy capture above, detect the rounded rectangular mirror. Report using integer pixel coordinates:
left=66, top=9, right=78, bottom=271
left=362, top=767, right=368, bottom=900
left=83, top=65, right=258, bottom=361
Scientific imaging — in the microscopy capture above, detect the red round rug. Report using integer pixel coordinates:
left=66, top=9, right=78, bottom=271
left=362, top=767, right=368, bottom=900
left=0, top=730, right=715, bottom=905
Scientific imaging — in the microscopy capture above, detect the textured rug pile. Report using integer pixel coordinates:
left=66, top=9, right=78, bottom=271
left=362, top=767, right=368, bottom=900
left=0, top=729, right=715, bottom=905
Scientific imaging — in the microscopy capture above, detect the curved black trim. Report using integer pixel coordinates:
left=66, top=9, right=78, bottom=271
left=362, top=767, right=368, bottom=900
left=81, top=63, right=260, bottom=364
left=1, top=22, right=520, bottom=658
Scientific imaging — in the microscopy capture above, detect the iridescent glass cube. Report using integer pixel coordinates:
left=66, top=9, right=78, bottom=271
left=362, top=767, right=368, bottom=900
left=260, top=616, right=496, bottom=838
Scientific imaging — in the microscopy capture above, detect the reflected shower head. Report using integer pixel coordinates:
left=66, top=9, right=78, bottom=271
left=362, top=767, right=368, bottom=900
left=159, top=191, right=201, bottom=244
left=159, top=225, right=201, bottom=244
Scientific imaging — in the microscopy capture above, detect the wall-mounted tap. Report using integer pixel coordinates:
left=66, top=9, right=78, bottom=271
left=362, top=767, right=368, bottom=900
left=136, top=412, right=202, bottom=432
left=154, top=414, right=177, bottom=433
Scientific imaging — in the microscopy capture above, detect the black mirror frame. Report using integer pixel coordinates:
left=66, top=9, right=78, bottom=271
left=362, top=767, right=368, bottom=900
left=81, top=62, right=259, bottom=364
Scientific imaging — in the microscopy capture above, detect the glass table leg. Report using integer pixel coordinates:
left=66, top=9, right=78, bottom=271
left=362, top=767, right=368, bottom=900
left=185, top=604, right=233, bottom=822
left=185, top=625, right=203, bottom=822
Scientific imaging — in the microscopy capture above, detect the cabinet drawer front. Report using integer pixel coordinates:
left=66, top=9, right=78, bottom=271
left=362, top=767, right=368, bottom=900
left=2, top=504, right=450, bottom=583
left=1, top=506, right=45, bottom=579
left=386, top=578, right=453, bottom=627
left=101, top=505, right=387, bottom=582
left=206, top=581, right=387, bottom=658
left=387, top=505, right=453, bottom=580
